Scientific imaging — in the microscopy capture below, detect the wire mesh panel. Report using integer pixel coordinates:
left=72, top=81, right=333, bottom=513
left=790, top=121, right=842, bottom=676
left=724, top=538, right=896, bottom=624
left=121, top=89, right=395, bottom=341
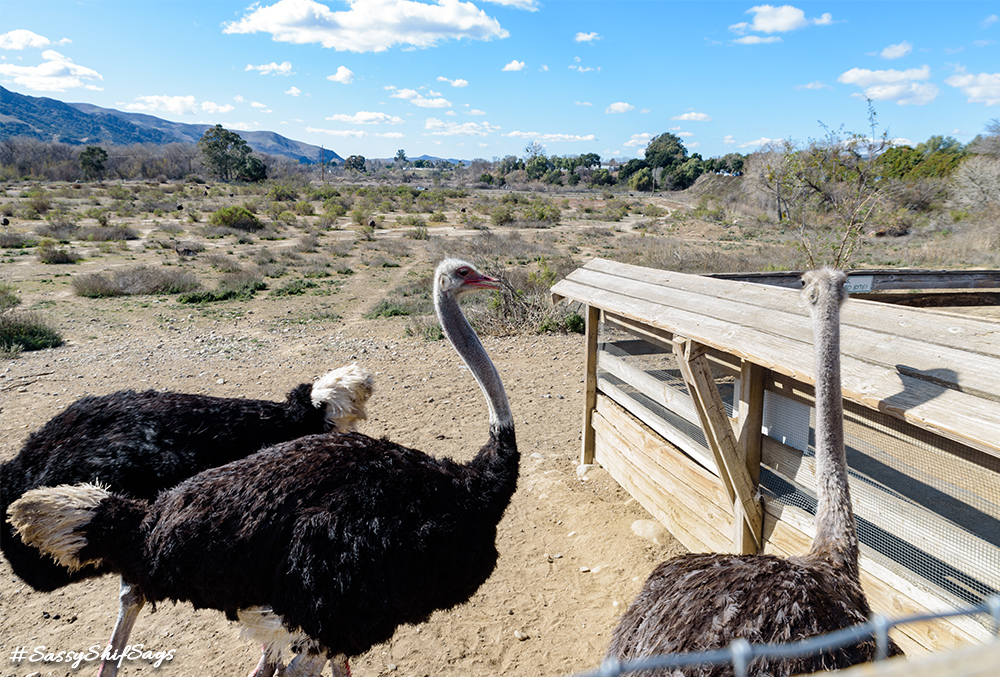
left=594, top=316, right=1000, bottom=636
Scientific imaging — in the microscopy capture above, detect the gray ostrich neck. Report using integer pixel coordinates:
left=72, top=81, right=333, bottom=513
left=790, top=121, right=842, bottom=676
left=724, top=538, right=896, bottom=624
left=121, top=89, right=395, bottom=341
left=808, top=281, right=859, bottom=575
left=435, top=290, right=513, bottom=435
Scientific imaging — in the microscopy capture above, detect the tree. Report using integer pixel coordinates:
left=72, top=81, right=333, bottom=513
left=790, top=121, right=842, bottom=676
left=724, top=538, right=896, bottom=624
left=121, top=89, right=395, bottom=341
left=628, top=167, right=653, bottom=192
left=617, top=158, right=648, bottom=184
left=197, top=125, right=260, bottom=181
left=525, top=155, right=553, bottom=180
left=578, top=152, right=601, bottom=169
left=79, top=146, right=108, bottom=180
left=394, top=149, right=408, bottom=167
left=644, top=133, right=688, bottom=171
left=951, top=156, right=1000, bottom=210
left=523, top=140, right=546, bottom=161
left=236, top=155, right=267, bottom=182
left=344, top=155, right=367, bottom=173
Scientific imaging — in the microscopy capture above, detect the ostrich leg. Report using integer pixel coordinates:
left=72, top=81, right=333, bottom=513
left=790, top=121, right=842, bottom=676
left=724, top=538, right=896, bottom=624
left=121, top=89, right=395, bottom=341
left=96, top=579, right=145, bottom=677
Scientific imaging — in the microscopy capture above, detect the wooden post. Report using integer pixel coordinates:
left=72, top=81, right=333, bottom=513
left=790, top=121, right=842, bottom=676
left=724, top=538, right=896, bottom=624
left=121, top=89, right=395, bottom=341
left=673, top=337, right=762, bottom=551
left=581, top=304, right=600, bottom=465
left=735, top=360, right=765, bottom=554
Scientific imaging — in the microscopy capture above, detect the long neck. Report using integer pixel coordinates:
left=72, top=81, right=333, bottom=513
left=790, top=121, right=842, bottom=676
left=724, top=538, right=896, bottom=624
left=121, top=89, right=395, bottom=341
left=435, top=289, right=514, bottom=437
left=807, top=275, right=859, bottom=577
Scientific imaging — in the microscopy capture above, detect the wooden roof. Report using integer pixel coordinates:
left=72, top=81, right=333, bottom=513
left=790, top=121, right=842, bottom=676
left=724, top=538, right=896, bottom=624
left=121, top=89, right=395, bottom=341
left=551, top=258, right=1000, bottom=460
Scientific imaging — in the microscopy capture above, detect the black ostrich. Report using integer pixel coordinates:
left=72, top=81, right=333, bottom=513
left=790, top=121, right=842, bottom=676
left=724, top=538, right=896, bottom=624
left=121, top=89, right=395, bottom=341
left=604, top=269, right=903, bottom=676
left=10, top=258, right=519, bottom=677
left=2, top=364, right=373, bottom=677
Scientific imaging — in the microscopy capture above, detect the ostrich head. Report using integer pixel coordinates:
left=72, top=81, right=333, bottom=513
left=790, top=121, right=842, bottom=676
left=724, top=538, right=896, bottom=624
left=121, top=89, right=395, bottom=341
left=435, top=259, right=500, bottom=299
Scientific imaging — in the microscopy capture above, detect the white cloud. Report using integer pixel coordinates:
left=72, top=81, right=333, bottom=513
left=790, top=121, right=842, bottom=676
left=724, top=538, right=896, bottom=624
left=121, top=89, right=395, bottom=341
left=251, top=101, right=271, bottom=111
left=0, top=48, right=102, bottom=91
left=202, top=101, right=235, bottom=114
left=729, top=5, right=832, bottom=44
left=0, top=29, right=51, bottom=50
left=327, top=66, right=355, bottom=84
left=234, top=95, right=245, bottom=103
left=468, top=109, right=487, bottom=116
left=575, top=32, right=600, bottom=42
left=326, top=111, right=405, bottom=124
left=223, top=0, right=509, bottom=53
left=502, top=59, right=525, bottom=71
left=245, top=61, right=293, bottom=75
left=982, top=14, right=999, bottom=29
left=424, top=117, right=500, bottom=136
left=570, top=63, right=599, bottom=73
left=880, top=41, right=912, bottom=60
left=305, top=127, right=369, bottom=138
left=483, top=0, right=539, bottom=9
left=386, top=85, right=451, bottom=108
left=672, top=111, right=712, bottom=121
left=723, top=135, right=736, bottom=145
left=734, top=35, right=782, bottom=45
left=285, top=86, right=302, bottom=96
left=741, top=136, right=783, bottom=149
left=838, top=65, right=939, bottom=105
left=125, top=95, right=199, bottom=115
left=377, top=131, right=406, bottom=138
left=606, top=101, right=634, bottom=114
left=624, top=133, right=653, bottom=148
left=437, top=76, right=469, bottom=87
left=796, top=81, right=832, bottom=90
left=731, top=5, right=807, bottom=34
left=575, top=101, right=593, bottom=106
left=505, top=131, right=597, bottom=142
left=945, top=68, right=1000, bottom=105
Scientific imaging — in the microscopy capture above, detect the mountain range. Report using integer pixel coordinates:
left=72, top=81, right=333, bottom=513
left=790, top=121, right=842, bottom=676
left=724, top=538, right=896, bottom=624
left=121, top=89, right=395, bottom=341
left=0, top=86, right=339, bottom=164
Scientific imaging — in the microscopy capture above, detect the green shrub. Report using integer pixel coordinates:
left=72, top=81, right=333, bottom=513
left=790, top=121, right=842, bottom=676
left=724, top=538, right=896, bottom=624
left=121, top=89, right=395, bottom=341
left=0, top=310, right=62, bottom=353
left=209, top=205, right=263, bottom=232
left=271, top=279, right=318, bottom=296
left=37, top=242, right=80, bottom=264
left=268, top=185, right=299, bottom=202
left=178, top=270, right=265, bottom=303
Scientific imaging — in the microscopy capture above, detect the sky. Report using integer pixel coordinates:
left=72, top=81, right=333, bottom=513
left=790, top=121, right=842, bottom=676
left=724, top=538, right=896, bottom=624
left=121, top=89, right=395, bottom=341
left=1, top=1, right=999, bottom=163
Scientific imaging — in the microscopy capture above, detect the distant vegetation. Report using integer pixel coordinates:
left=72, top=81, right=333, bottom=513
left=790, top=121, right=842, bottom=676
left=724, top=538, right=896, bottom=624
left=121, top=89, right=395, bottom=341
left=0, top=113, right=997, bottom=356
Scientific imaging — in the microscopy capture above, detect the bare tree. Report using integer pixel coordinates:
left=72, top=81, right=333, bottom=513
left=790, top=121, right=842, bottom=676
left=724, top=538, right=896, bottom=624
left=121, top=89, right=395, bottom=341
left=951, top=155, right=1000, bottom=210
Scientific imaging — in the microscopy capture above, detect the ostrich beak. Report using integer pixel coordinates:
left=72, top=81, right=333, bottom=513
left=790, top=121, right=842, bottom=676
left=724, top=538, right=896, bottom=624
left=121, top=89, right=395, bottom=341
left=466, top=272, right=500, bottom=290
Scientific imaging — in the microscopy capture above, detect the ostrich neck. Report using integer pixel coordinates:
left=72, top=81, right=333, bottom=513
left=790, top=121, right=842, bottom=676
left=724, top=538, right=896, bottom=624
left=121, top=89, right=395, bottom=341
left=808, top=286, right=859, bottom=577
left=435, top=290, right=513, bottom=435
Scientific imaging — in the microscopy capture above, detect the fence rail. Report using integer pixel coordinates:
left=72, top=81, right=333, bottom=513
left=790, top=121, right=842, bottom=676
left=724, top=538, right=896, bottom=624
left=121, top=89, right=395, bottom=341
left=575, top=595, right=1000, bottom=677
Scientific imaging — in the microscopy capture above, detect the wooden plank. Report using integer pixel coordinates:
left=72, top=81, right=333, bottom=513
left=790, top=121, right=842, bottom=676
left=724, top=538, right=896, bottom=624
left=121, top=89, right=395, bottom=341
left=593, top=399, right=731, bottom=553
left=710, top=268, right=1000, bottom=291
left=593, top=417, right=722, bottom=554
left=737, top=360, right=765, bottom=555
left=597, top=348, right=700, bottom=428
left=551, top=272, right=1000, bottom=459
left=596, top=395, right=733, bottom=517
left=762, top=436, right=1000, bottom=594
left=581, top=258, right=1000, bottom=353
left=674, top=337, right=763, bottom=549
left=597, top=374, right=716, bottom=474
left=837, top=642, right=1000, bottom=677
left=581, top=304, right=600, bottom=465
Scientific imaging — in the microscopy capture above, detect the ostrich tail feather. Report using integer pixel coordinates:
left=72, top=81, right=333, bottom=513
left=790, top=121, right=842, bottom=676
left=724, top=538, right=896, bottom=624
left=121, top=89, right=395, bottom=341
left=8, top=483, right=110, bottom=571
left=311, top=364, right=374, bottom=432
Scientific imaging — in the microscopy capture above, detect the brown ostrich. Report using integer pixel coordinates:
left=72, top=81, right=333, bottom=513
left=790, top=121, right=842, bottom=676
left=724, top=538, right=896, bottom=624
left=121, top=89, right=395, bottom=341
left=11, top=258, right=518, bottom=677
left=604, top=268, right=903, bottom=676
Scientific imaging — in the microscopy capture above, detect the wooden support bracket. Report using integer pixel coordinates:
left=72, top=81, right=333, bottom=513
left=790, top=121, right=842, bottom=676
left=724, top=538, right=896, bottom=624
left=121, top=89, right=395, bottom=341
left=673, top=336, right=763, bottom=551
left=581, top=304, right=601, bottom=466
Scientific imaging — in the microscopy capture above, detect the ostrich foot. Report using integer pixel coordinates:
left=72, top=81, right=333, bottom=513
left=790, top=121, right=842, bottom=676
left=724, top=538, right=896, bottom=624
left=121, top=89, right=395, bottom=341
left=96, top=579, right=145, bottom=677
left=283, top=651, right=328, bottom=677
left=247, top=644, right=280, bottom=677
left=331, top=654, right=351, bottom=677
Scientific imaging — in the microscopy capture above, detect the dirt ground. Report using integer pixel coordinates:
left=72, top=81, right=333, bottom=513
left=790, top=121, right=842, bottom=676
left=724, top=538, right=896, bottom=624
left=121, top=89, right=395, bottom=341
left=0, top=215, right=687, bottom=677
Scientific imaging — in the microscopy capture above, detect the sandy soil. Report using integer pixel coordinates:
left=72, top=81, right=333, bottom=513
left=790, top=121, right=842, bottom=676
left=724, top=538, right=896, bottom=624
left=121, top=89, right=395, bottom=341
left=0, top=222, right=686, bottom=677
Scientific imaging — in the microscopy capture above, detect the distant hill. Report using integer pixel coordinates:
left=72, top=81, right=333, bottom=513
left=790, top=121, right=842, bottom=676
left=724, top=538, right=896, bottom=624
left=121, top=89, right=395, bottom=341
left=0, top=86, right=339, bottom=164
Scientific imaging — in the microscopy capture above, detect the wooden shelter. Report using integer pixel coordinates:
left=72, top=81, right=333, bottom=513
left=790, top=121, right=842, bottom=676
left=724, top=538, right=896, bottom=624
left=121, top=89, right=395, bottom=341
left=551, top=258, right=1000, bottom=656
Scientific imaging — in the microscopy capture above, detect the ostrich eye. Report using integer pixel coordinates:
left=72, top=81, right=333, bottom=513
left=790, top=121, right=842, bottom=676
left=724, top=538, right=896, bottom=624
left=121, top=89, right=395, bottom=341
left=457, top=267, right=470, bottom=277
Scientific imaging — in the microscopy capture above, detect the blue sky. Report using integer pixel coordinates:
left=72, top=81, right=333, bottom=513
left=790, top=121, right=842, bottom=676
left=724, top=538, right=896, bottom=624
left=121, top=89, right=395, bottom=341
left=1, top=1, right=998, bottom=162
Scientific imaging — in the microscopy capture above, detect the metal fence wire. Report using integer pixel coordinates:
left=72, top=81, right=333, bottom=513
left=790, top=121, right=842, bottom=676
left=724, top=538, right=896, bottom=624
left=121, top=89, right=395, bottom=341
left=575, top=595, right=1000, bottom=677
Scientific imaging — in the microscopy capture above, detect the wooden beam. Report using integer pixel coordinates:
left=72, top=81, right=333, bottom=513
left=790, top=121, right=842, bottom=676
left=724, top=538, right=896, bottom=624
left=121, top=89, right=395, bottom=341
left=735, top=360, right=765, bottom=554
left=581, top=304, right=600, bottom=465
left=674, top=336, right=762, bottom=550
